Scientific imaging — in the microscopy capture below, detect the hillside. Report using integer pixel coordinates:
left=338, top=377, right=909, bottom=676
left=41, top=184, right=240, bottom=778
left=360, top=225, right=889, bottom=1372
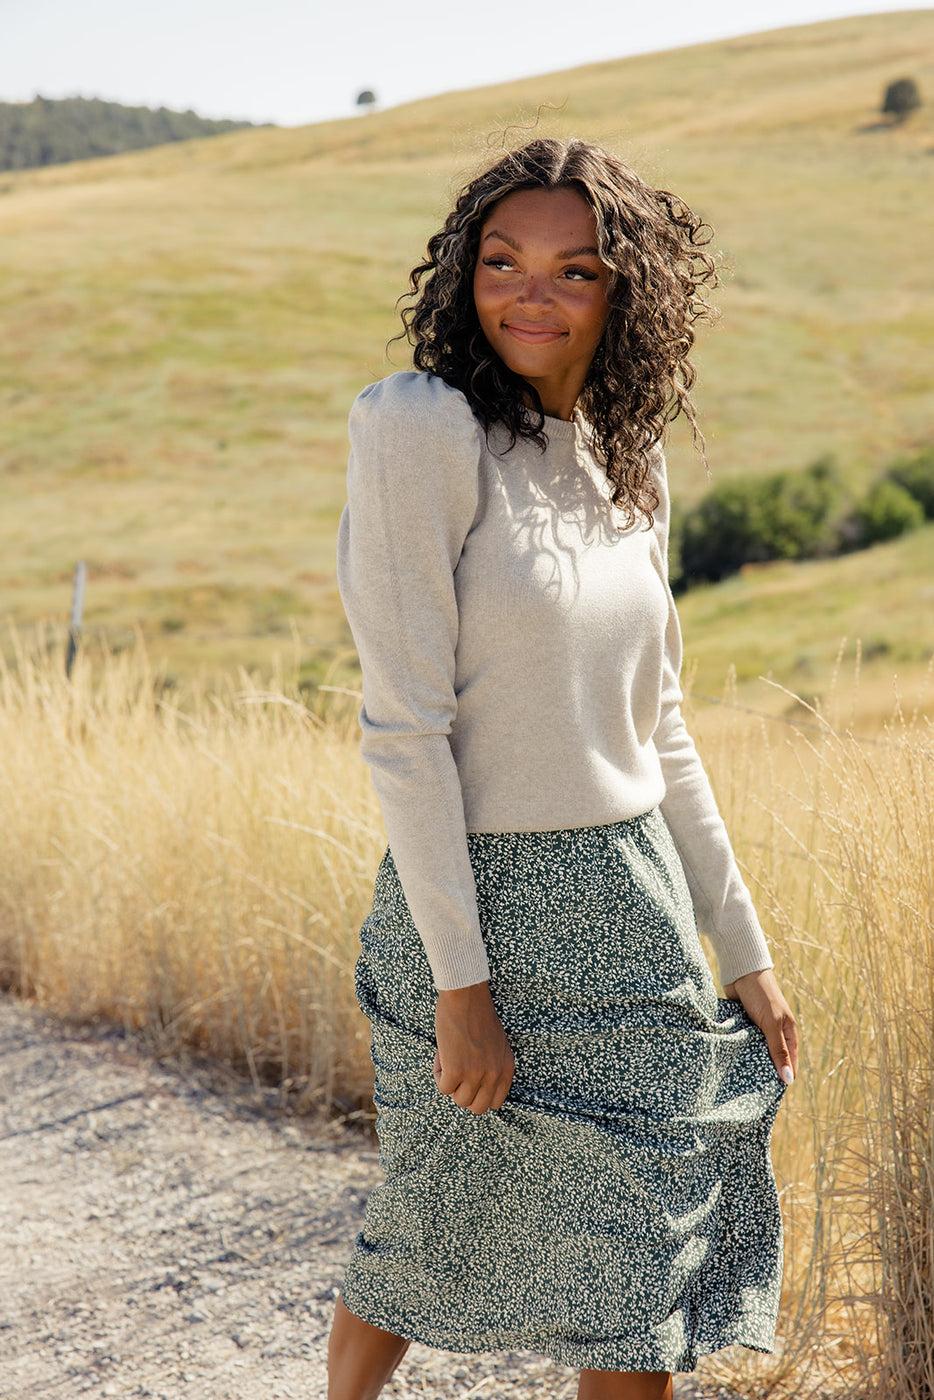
left=0, top=10, right=932, bottom=719
left=0, top=96, right=260, bottom=172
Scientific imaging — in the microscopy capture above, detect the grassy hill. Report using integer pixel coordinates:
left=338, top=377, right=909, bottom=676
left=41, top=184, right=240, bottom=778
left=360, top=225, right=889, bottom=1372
left=1, top=10, right=932, bottom=720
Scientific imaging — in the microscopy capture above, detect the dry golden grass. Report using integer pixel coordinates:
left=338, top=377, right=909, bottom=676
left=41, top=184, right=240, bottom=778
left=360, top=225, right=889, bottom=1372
left=1, top=634, right=932, bottom=1395
left=692, top=670, right=934, bottom=1397
left=0, top=630, right=381, bottom=1113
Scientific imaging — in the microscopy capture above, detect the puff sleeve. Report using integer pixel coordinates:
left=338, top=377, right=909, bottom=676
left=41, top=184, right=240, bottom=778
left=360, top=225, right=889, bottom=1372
left=336, top=372, right=491, bottom=990
left=649, top=450, right=774, bottom=986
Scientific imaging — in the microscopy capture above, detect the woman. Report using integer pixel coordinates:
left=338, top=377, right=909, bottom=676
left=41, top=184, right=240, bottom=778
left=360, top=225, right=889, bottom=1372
left=330, top=138, right=798, bottom=1400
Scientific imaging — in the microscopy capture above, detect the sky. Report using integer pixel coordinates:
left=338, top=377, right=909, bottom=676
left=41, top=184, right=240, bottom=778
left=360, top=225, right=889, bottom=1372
left=1, top=0, right=930, bottom=128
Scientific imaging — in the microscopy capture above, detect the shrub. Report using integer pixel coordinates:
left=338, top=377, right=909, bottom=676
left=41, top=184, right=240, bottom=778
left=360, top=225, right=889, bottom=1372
left=886, top=446, right=934, bottom=519
left=679, top=479, right=759, bottom=583
left=679, top=457, right=847, bottom=584
left=758, top=456, right=847, bottom=560
left=847, top=478, right=924, bottom=548
left=666, top=497, right=686, bottom=590
left=882, top=76, right=922, bottom=123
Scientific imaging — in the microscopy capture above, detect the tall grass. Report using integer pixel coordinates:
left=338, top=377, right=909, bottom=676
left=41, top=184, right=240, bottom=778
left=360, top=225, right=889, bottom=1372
left=1, top=634, right=932, bottom=1394
left=694, top=673, right=934, bottom=1398
left=0, top=630, right=382, bottom=1112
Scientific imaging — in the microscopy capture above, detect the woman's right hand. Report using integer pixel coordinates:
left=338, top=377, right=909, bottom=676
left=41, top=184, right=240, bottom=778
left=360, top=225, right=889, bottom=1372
left=434, top=982, right=514, bottom=1114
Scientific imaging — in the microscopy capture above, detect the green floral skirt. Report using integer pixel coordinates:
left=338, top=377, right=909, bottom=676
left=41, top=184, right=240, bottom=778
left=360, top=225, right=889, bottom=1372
left=341, top=811, right=785, bottom=1374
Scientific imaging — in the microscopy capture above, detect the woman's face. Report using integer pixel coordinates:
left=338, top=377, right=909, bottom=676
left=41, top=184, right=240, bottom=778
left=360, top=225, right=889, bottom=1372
left=472, top=186, right=611, bottom=421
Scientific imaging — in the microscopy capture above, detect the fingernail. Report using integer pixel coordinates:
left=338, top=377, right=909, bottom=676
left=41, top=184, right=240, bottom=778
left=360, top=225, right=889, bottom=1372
left=780, top=1066, right=794, bottom=1086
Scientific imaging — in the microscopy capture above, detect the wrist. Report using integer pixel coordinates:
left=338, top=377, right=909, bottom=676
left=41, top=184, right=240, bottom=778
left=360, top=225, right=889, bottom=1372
left=437, top=981, right=490, bottom=1003
left=734, top=967, right=775, bottom=986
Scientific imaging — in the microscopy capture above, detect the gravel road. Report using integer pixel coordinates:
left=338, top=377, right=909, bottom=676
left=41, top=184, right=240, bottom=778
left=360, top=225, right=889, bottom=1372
left=0, top=996, right=736, bottom=1399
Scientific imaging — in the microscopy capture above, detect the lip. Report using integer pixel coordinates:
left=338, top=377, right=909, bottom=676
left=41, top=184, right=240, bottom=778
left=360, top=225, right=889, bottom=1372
left=503, top=322, right=566, bottom=344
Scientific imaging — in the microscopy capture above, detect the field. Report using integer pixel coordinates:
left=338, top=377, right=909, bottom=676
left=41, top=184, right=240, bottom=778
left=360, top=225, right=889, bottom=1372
left=1, top=632, right=932, bottom=1397
left=2, top=12, right=934, bottom=1396
left=1, top=10, right=933, bottom=712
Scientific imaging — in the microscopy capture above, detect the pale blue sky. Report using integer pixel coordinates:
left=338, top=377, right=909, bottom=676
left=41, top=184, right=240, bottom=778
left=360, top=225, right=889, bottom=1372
left=1, top=1, right=930, bottom=127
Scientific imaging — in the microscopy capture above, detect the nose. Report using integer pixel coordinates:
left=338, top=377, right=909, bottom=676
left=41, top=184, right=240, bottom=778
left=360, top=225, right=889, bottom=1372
left=517, top=272, right=555, bottom=308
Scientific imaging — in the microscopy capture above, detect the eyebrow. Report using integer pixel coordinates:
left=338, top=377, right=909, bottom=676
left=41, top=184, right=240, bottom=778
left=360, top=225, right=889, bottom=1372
left=481, top=229, right=600, bottom=259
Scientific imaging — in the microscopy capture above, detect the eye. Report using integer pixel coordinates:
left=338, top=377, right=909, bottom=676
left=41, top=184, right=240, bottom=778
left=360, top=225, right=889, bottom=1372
left=563, top=266, right=600, bottom=282
left=481, top=255, right=515, bottom=272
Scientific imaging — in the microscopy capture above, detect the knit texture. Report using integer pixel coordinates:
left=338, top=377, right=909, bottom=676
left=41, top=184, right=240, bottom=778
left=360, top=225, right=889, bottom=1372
left=336, top=371, right=773, bottom=989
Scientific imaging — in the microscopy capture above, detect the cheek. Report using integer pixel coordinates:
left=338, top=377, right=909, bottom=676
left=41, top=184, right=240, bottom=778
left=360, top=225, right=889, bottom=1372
left=473, top=276, right=500, bottom=332
left=471, top=270, right=485, bottom=315
left=591, top=297, right=611, bottom=343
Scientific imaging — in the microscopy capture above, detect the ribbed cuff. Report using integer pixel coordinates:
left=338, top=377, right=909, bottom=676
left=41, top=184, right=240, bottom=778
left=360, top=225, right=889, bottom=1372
left=712, top=917, right=774, bottom=987
left=422, top=928, right=492, bottom=992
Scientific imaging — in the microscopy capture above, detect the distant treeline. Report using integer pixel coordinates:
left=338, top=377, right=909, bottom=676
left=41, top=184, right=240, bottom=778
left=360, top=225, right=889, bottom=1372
left=0, top=96, right=263, bottom=172
left=672, top=444, right=934, bottom=589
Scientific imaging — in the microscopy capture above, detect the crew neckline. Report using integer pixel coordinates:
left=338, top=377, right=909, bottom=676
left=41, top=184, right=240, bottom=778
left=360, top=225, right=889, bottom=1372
left=541, top=412, right=578, bottom=442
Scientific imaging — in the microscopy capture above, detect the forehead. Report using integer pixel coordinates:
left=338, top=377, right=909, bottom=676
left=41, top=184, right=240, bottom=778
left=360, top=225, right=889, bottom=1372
left=480, top=186, right=598, bottom=242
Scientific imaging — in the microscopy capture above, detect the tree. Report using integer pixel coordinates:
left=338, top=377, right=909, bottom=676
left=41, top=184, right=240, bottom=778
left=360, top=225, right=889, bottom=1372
left=848, top=479, right=924, bottom=548
left=0, top=96, right=258, bottom=173
left=355, top=90, right=377, bottom=111
left=679, top=458, right=847, bottom=585
left=886, top=447, right=934, bottom=519
left=881, top=77, right=922, bottom=123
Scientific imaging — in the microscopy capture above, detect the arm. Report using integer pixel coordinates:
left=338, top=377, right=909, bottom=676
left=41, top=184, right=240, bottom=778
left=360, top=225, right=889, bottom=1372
left=337, top=373, right=514, bottom=1110
left=649, top=449, right=799, bottom=1084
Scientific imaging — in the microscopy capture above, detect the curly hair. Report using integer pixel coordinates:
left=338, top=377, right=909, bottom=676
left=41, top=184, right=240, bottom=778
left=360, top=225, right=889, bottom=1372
left=399, top=138, right=718, bottom=524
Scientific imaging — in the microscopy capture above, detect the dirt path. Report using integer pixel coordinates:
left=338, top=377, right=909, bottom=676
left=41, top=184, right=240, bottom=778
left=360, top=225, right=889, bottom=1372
left=0, top=996, right=733, bottom=1399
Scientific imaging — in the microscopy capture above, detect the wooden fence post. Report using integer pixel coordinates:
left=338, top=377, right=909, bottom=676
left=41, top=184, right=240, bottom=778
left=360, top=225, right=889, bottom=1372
left=65, top=561, right=87, bottom=678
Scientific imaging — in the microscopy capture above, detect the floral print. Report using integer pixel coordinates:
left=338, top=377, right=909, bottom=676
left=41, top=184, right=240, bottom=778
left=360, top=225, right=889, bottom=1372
left=341, top=812, right=785, bottom=1374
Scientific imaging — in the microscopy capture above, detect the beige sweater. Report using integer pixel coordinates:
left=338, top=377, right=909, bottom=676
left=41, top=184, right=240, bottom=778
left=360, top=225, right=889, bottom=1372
left=337, top=371, right=772, bottom=991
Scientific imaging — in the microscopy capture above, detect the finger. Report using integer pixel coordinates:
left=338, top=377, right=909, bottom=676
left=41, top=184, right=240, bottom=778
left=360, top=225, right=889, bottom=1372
left=490, top=1053, right=516, bottom=1111
left=454, top=1065, right=511, bottom=1115
left=440, top=1062, right=486, bottom=1105
left=784, top=1014, right=800, bottom=1078
left=433, top=1050, right=442, bottom=1082
left=490, top=1081, right=511, bottom=1112
left=766, top=1023, right=795, bottom=1086
left=454, top=1081, right=493, bottom=1114
left=455, top=1073, right=513, bottom=1115
left=439, top=1066, right=471, bottom=1098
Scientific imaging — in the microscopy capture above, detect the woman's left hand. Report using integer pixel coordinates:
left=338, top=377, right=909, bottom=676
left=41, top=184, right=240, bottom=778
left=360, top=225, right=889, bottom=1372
left=722, top=967, right=799, bottom=1087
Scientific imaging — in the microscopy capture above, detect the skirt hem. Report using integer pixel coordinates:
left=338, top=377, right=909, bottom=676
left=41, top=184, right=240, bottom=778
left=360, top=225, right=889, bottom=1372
left=338, top=1285, right=777, bottom=1375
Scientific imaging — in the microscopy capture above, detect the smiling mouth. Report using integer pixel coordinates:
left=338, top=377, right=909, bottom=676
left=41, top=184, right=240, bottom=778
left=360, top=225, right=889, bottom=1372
left=503, top=323, right=566, bottom=344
